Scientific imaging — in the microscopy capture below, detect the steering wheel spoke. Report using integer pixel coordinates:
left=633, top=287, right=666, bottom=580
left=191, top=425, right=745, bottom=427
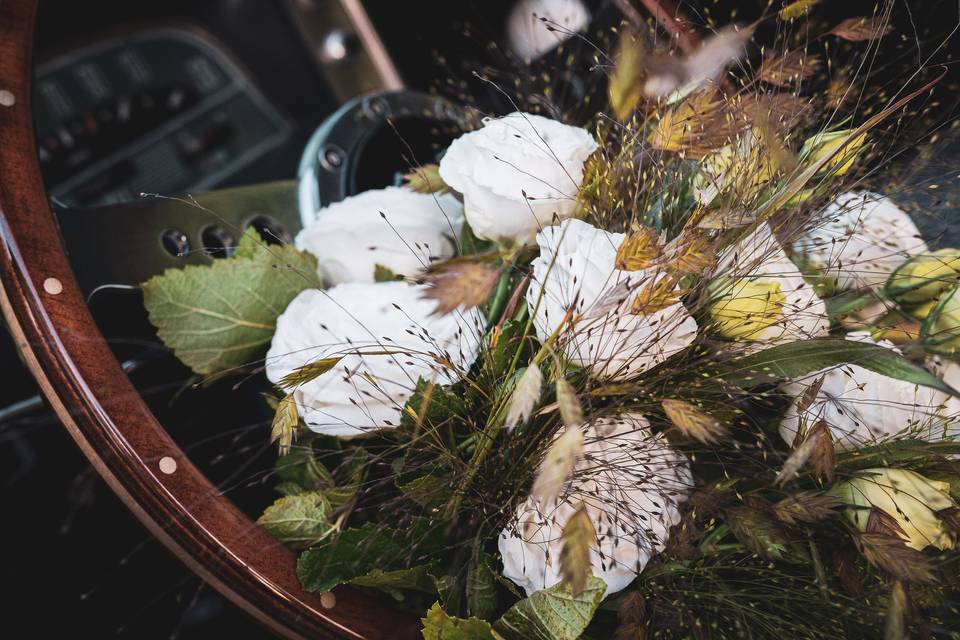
left=55, top=180, right=301, bottom=296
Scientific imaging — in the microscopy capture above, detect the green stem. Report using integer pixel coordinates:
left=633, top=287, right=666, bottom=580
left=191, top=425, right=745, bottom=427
left=485, top=269, right=513, bottom=329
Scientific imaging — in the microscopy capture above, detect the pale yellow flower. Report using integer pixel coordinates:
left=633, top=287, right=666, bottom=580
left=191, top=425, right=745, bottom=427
left=709, top=278, right=786, bottom=340
left=888, top=248, right=960, bottom=304
left=830, top=468, right=956, bottom=551
left=800, top=129, right=867, bottom=176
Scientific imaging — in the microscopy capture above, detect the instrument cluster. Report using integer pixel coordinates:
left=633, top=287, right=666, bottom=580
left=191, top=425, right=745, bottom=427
left=33, top=28, right=290, bottom=208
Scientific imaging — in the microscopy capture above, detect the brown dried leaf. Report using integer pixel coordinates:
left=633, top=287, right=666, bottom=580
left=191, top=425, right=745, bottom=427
left=643, top=25, right=754, bottom=98
left=609, top=33, right=645, bottom=120
left=779, top=0, right=819, bottom=20
left=866, top=509, right=909, bottom=539
left=559, top=505, right=596, bottom=596
left=776, top=419, right=835, bottom=485
left=759, top=50, right=821, bottom=86
left=773, top=491, right=841, bottom=525
left=795, top=375, right=826, bottom=418
left=402, top=163, right=448, bottom=194
left=741, top=92, right=812, bottom=131
left=809, top=420, right=836, bottom=482
left=725, top=505, right=788, bottom=560
left=648, top=93, right=744, bottom=158
left=665, top=232, right=717, bottom=274
left=937, top=506, right=960, bottom=535
left=615, top=226, right=662, bottom=271
left=615, top=592, right=647, bottom=640
left=856, top=533, right=938, bottom=584
left=421, top=261, right=501, bottom=315
left=662, top=398, right=728, bottom=444
left=830, top=16, right=893, bottom=41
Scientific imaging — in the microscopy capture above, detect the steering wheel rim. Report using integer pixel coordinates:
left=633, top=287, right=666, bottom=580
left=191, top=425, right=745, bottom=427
left=0, top=2, right=418, bottom=637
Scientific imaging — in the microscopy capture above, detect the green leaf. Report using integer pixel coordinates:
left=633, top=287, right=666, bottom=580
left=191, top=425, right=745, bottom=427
left=837, top=439, right=960, bottom=471
left=297, top=522, right=404, bottom=593
left=326, top=447, right=368, bottom=508
left=349, top=565, right=438, bottom=601
left=296, top=518, right=445, bottom=593
left=257, top=492, right=336, bottom=548
left=141, top=228, right=321, bottom=376
left=422, top=602, right=497, bottom=640
left=401, top=379, right=468, bottom=430
left=276, top=447, right=336, bottom=493
left=435, top=574, right=465, bottom=616
left=466, top=555, right=498, bottom=620
left=275, top=481, right=306, bottom=496
left=824, top=290, right=875, bottom=318
left=717, top=338, right=958, bottom=396
left=493, top=576, right=606, bottom=640
left=400, top=474, right=452, bottom=509
left=374, top=263, right=403, bottom=282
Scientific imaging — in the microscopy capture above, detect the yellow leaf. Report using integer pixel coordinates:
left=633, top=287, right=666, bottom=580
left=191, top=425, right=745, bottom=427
left=279, top=357, right=342, bottom=390
left=779, top=0, right=819, bottom=21
left=609, top=33, right=645, bottom=121
left=615, top=226, right=661, bottom=271
left=631, top=274, right=684, bottom=316
left=270, top=394, right=300, bottom=456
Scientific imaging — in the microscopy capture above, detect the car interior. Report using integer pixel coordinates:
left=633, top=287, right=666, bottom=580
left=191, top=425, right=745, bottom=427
left=1, top=0, right=958, bottom=637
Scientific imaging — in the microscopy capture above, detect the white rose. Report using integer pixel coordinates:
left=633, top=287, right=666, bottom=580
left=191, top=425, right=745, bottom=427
left=295, top=187, right=464, bottom=285
left=439, top=112, right=597, bottom=244
left=499, top=414, right=692, bottom=596
left=794, top=191, right=928, bottom=291
left=527, top=219, right=699, bottom=380
left=265, top=282, right=482, bottom=437
left=779, top=331, right=955, bottom=450
left=506, top=0, right=590, bottom=60
left=714, top=223, right=829, bottom=344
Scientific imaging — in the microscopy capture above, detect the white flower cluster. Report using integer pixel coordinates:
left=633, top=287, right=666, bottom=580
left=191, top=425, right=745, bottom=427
left=439, top=112, right=597, bottom=244
left=527, top=218, right=699, bottom=379
left=269, top=186, right=482, bottom=437
left=499, top=414, right=692, bottom=596
left=263, top=108, right=958, bottom=601
left=265, top=284, right=482, bottom=437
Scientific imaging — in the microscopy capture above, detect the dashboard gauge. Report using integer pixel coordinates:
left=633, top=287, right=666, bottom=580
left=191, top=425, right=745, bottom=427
left=34, top=28, right=290, bottom=207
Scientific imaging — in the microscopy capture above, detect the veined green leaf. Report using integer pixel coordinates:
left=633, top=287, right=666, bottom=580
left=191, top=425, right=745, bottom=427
left=142, top=227, right=321, bottom=376
left=466, top=554, right=499, bottom=620
left=296, top=519, right=444, bottom=593
left=349, top=565, right=437, bottom=601
left=422, top=602, right=497, bottom=640
left=492, top=576, right=606, bottom=640
left=257, top=492, right=335, bottom=548
left=717, top=338, right=958, bottom=396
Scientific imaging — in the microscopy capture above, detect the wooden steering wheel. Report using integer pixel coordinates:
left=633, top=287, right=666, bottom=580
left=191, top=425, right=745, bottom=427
left=0, top=0, right=687, bottom=637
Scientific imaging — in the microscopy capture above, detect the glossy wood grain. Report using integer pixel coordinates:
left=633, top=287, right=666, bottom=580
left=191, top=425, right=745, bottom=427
left=0, top=2, right=418, bottom=637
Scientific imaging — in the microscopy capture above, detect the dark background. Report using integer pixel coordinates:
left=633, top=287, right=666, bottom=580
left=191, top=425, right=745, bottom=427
left=2, top=1, right=958, bottom=638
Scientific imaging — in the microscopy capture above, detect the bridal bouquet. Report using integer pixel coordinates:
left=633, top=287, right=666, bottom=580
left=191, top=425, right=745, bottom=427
left=141, top=7, right=960, bottom=638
